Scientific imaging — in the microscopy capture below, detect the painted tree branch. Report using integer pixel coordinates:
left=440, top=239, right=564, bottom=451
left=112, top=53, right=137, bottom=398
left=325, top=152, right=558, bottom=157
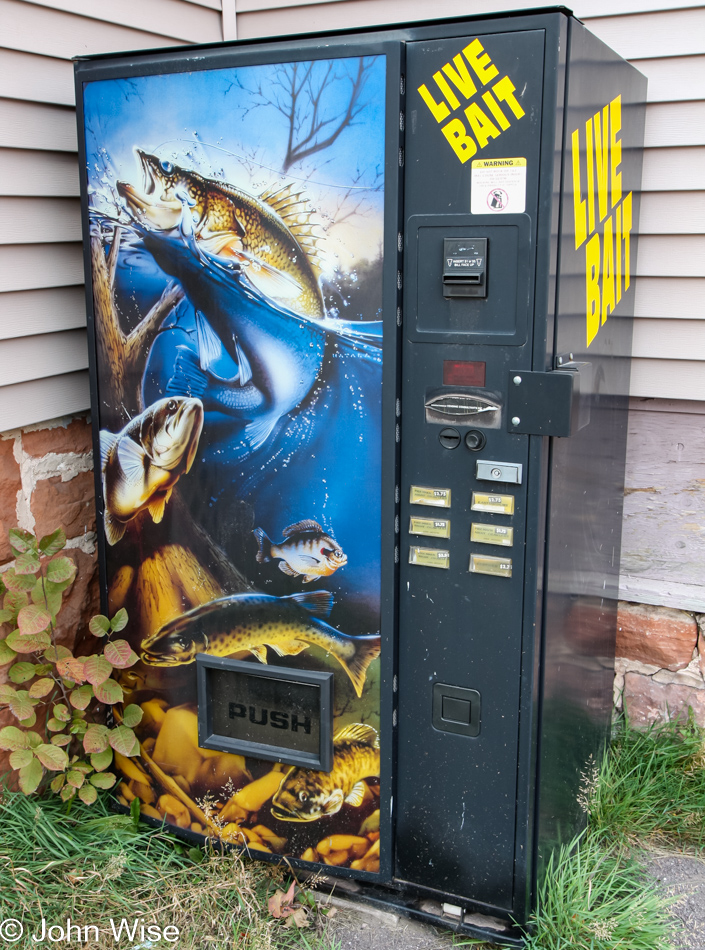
left=91, top=229, right=184, bottom=419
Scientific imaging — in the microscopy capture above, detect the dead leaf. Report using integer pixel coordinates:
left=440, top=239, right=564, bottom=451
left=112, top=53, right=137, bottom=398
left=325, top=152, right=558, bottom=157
left=283, top=907, right=309, bottom=929
left=268, top=880, right=297, bottom=919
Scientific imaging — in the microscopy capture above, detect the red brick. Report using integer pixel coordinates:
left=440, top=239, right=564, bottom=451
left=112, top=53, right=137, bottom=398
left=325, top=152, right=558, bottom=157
left=22, top=415, right=93, bottom=458
left=31, top=471, right=96, bottom=541
left=616, top=602, right=696, bottom=672
left=0, top=438, right=21, bottom=564
left=624, top=671, right=705, bottom=728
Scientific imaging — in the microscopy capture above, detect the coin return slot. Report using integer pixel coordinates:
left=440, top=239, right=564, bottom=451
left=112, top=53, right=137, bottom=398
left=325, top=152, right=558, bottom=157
left=432, top=683, right=481, bottom=737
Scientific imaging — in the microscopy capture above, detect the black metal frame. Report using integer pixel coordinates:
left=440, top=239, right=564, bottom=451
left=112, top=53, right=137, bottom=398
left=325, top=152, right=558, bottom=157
left=196, top=655, right=335, bottom=771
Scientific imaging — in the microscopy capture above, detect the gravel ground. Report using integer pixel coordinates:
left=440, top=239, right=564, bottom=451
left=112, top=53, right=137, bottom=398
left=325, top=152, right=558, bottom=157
left=322, top=896, right=460, bottom=950
left=320, top=849, right=705, bottom=950
left=643, top=848, right=705, bottom=950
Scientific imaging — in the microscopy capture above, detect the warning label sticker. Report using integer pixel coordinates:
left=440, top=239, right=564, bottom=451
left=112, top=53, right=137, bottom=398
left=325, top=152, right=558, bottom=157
left=471, top=157, right=526, bottom=214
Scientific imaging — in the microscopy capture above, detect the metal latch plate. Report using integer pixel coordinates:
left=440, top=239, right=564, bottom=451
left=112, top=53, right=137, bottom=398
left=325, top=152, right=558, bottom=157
left=507, top=366, right=590, bottom=437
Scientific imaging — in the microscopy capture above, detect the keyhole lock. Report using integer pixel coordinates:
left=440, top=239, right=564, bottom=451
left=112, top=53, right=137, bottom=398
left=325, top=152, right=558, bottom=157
left=465, top=430, right=486, bottom=452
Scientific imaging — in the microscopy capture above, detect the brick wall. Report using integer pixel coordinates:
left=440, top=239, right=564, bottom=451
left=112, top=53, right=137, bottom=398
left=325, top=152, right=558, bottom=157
left=615, top=603, right=705, bottom=728
left=0, top=412, right=100, bottom=685
left=0, top=412, right=101, bottom=781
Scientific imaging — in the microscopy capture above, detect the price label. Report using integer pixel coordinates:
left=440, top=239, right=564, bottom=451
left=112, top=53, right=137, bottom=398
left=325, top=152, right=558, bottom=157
left=409, top=546, right=450, bottom=569
left=471, top=523, right=514, bottom=546
left=410, top=485, right=451, bottom=508
left=471, top=492, right=514, bottom=515
left=469, top=554, right=512, bottom=578
left=410, top=517, right=451, bottom=539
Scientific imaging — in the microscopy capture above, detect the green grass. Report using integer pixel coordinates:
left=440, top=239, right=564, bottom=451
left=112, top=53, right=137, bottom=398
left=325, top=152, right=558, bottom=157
left=524, top=832, right=673, bottom=950
left=0, top=789, right=332, bottom=950
left=521, top=717, right=705, bottom=950
left=2, top=718, right=704, bottom=950
left=591, top=715, right=705, bottom=849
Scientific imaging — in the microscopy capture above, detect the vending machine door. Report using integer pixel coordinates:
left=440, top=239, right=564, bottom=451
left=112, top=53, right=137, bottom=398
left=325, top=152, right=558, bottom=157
left=76, top=37, right=403, bottom=880
left=395, top=21, right=554, bottom=915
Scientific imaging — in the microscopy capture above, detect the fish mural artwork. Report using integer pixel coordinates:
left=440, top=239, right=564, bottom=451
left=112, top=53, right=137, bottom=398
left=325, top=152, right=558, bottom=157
left=254, top=520, right=348, bottom=582
left=100, top=396, right=204, bottom=545
left=271, top=724, right=381, bottom=821
left=118, top=150, right=326, bottom=320
left=82, top=54, right=386, bottom=869
left=140, top=590, right=380, bottom=698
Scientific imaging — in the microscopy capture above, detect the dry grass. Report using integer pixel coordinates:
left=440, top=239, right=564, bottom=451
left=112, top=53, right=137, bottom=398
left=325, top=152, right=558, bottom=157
left=0, top=790, right=332, bottom=949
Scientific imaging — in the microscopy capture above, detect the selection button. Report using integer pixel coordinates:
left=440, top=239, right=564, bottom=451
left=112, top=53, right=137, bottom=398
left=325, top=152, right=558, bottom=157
left=471, top=523, right=514, bottom=546
left=410, top=485, right=451, bottom=508
left=410, top=517, right=451, bottom=539
left=471, top=492, right=515, bottom=515
left=469, top=554, right=512, bottom=577
left=409, top=546, right=450, bottom=569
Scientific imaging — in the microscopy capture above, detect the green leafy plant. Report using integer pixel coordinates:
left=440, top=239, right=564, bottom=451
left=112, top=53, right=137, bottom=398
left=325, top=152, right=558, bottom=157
left=0, top=527, right=142, bottom=801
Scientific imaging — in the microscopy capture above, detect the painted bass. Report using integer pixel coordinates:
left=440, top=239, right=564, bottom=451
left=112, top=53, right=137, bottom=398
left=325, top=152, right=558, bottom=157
left=117, top=149, right=325, bottom=319
left=139, top=591, right=380, bottom=698
left=100, top=396, right=203, bottom=545
left=271, top=723, right=380, bottom=822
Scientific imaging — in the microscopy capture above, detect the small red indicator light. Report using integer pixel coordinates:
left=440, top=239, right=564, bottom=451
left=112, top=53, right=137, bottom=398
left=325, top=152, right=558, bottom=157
left=443, top=360, right=486, bottom=387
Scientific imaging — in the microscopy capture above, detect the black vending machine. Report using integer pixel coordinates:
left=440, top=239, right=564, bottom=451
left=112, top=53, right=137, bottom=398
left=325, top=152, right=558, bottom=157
left=75, top=8, right=646, bottom=942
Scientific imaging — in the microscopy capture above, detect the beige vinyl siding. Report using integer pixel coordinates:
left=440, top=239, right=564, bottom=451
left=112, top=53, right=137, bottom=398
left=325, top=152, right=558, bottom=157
left=231, top=2, right=705, bottom=403
left=0, top=0, right=703, bottom=430
left=0, top=0, right=224, bottom=432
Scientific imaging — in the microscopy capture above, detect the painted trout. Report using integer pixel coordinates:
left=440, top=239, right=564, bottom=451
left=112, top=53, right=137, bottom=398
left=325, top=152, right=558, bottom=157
left=271, top=723, right=380, bottom=822
left=100, top=396, right=203, bottom=545
left=117, top=149, right=325, bottom=320
left=139, top=591, right=380, bottom=698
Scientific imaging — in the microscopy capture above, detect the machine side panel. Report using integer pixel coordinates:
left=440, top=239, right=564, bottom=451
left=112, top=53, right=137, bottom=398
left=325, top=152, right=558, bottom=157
left=537, top=20, right=647, bottom=861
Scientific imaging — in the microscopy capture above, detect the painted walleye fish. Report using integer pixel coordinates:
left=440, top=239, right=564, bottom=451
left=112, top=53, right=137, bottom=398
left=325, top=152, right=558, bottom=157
left=254, top=519, right=347, bottom=583
left=139, top=591, right=380, bottom=698
left=100, top=396, right=203, bottom=546
left=117, top=149, right=325, bottom=320
left=271, top=724, right=380, bottom=822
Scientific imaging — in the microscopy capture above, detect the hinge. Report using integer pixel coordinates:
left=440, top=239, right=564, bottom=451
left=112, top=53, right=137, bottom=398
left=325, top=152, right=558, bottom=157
left=506, top=362, right=592, bottom=437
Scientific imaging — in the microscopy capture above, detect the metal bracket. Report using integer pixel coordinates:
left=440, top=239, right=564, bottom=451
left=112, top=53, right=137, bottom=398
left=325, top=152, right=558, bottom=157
left=506, top=362, right=592, bottom=437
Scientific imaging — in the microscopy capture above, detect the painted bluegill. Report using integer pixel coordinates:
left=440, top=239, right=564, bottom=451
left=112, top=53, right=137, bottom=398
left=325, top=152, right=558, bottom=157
left=117, top=149, right=325, bottom=319
left=254, top=519, right=347, bottom=583
left=271, top=724, right=380, bottom=822
left=139, top=591, right=380, bottom=698
left=100, top=397, right=203, bottom=545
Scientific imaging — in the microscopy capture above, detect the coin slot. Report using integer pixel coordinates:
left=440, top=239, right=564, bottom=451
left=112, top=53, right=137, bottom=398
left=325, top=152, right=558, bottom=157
left=439, top=427, right=461, bottom=449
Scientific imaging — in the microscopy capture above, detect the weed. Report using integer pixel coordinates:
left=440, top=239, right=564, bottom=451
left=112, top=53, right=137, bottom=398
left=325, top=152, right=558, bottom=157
left=591, top=716, right=705, bottom=848
left=524, top=832, right=673, bottom=950
left=0, top=788, right=329, bottom=950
